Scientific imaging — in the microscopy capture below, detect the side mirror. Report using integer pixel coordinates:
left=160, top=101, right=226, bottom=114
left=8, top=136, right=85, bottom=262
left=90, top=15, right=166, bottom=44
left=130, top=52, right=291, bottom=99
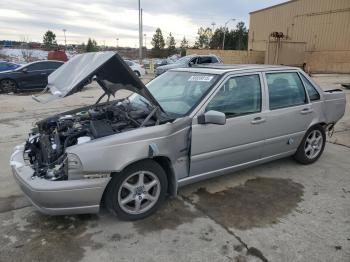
left=198, top=110, right=226, bottom=125
left=189, top=61, right=194, bottom=67
left=22, top=67, right=28, bottom=73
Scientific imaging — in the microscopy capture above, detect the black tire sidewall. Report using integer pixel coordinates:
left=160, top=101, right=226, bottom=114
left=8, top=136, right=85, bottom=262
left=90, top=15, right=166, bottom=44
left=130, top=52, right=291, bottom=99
left=105, top=160, right=168, bottom=220
left=134, top=70, right=141, bottom=77
left=294, top=125, right=326, bottom=165
left=0, top=79, right=17, bottom=93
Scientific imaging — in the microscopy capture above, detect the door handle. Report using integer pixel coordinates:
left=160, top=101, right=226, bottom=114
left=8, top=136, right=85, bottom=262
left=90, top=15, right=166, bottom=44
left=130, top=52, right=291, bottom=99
left=40, top=73, right=47, bottom=75
left=251, top=117, right=266, bottom=125
left=300, top=108, right=313, bottom=115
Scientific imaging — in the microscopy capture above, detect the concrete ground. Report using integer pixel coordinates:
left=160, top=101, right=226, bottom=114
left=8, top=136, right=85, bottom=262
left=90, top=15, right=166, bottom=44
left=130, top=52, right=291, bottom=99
left=0, top=74, right=349, bottom=262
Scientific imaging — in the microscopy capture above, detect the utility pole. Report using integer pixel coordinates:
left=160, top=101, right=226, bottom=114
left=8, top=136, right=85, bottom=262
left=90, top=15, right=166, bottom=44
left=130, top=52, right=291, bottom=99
left=144, top=33, right=146, bottom=48
left=138, top=1, right=143, bottom=63
left=222, top=18, right=235, bottom=50
left=62, top=29, right=67, bottom=48
left=116, top=38, right=119, bottom=48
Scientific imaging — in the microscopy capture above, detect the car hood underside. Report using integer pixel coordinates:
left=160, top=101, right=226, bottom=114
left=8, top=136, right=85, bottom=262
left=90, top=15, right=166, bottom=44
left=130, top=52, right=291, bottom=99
left=35, top=51, right=161, bottom=108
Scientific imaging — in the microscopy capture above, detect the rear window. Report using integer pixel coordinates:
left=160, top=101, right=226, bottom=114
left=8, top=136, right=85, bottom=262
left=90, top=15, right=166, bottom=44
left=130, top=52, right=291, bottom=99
left=300, top=74, right=320, bottom=101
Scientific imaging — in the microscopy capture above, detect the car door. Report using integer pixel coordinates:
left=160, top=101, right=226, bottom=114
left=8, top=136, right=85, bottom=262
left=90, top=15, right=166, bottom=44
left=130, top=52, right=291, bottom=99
left=190, top=73, right=267, bottom=177
left=19, top=62, right=48, bottom=89
left=261, top=71, right=314, bottom=157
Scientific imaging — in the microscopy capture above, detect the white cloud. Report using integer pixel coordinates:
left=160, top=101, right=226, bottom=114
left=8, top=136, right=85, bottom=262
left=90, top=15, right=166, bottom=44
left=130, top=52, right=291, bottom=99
left=0, top=0, right=287, bottom=47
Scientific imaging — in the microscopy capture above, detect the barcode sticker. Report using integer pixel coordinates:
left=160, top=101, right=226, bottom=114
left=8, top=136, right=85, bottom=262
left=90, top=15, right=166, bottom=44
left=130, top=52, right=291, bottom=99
left=188, top=75, right=214, bottom=82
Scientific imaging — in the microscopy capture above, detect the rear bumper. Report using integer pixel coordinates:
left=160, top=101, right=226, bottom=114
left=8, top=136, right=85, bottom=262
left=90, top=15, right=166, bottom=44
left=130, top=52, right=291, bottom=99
left=10, top=145, right=110, bottom=215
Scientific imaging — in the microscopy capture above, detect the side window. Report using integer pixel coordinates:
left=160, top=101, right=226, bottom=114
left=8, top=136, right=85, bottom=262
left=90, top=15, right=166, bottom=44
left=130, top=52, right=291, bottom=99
left=206, top=74, right=261, bottom=118
left=46, top=62, right=63, bottom=69
left=190, top=58, right=198, bottom=65
left=266, top=72, right=306, bottom=110
left=26, top=62, right=47, bottom=71
left=211, top=57, right=219, bottom=63
left=300, top=74, right=320, bottom=101
left=199, top=57, right=212, bottom=64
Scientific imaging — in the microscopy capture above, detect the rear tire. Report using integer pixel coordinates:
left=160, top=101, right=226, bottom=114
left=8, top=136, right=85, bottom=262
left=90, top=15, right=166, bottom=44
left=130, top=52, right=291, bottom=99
left=293, top=125, right=326, bottom=165
left=0, top=79, right=17, bottom=93
left=104, top=160, right=168, bottom=220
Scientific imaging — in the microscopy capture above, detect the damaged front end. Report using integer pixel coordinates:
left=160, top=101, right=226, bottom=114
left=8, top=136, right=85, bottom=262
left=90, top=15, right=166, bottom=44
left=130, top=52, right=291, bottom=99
left=24, top=99, right=162, bottom=181
left=24, top=51, right=166, bottom=181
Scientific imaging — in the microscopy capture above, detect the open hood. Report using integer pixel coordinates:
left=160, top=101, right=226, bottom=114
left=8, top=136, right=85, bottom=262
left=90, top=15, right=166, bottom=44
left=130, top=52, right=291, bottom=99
left=36, top=51, right=161, bottom=109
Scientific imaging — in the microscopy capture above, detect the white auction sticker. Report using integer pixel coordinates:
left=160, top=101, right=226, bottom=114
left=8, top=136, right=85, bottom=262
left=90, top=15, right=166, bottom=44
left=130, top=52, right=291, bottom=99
left=188, top=75, right=214, bottom=82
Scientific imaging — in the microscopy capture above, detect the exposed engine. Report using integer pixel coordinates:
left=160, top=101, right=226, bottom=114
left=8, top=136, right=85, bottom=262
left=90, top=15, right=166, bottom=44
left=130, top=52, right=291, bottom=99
left=24, top=99, right=160, bottom=181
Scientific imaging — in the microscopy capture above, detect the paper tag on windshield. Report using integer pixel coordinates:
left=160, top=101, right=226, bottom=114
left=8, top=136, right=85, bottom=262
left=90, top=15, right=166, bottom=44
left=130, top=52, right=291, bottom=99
left=188, top=75, right=213, bottom=82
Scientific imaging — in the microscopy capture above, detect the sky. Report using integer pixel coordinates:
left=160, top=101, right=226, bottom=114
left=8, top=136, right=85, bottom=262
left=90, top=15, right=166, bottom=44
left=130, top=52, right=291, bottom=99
left=0, top=0, right=287, bottom=48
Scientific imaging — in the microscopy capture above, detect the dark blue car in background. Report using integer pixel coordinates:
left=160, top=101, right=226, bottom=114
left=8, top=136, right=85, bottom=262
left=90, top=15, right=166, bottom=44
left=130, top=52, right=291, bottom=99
left=0, top=61, right=20, bottom=72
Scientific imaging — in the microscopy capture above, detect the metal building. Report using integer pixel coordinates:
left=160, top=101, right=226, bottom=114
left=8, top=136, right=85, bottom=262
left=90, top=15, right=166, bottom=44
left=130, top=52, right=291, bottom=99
left=248, top=0, right=350, bottom=73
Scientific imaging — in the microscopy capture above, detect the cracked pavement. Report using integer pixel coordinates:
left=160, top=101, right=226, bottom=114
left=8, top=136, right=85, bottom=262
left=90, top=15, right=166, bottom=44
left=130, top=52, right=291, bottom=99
left=0, top=74, right=349, bottom=262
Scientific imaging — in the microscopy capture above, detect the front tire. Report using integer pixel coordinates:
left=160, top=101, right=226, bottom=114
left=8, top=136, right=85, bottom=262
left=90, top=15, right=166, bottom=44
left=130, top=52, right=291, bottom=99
left=293, top=125, right=326, bottom=164
left=0, top=79, right=17, bottom=93
left=104, top=160, right=168, bottom=220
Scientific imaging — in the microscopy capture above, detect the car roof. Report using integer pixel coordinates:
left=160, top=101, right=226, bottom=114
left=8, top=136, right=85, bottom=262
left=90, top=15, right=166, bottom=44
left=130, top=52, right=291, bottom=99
left=26, top=60, right=64, bottom=66
left=172, top=64, right=300, bottom=75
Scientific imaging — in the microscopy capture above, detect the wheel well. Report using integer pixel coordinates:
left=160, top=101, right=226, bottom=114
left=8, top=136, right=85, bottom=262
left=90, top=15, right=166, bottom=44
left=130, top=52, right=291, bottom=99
left=310, top=122, right=327, bottom=131
left=108, top=157, right=177, bottom=197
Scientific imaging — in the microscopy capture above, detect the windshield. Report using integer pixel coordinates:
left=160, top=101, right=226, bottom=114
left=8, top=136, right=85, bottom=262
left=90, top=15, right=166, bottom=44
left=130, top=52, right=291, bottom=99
left=130, top=71, right=219, bottom=117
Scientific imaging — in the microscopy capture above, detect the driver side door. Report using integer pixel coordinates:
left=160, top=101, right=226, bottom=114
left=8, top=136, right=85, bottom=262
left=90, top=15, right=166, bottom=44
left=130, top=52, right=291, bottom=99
left=190, top=73, right=267, bottom=177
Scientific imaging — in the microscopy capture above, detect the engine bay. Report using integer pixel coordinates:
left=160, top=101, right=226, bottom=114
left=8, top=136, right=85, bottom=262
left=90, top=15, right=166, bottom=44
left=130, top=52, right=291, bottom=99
left=24, top=99, right=162, bottom=181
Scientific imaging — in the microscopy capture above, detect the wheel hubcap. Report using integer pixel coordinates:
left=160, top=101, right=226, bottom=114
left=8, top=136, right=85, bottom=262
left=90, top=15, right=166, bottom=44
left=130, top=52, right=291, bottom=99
left=304, top=130, right=323, bottom=159
left=118, top=171, right=160, bottom=215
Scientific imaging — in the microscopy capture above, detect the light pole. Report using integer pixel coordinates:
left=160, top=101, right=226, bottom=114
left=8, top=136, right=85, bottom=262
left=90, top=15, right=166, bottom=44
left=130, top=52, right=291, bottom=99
left=138, top=1, right=143, bottom=63
left=144, top=33, right=146, bottom=48
left=116, top=38, right=119, bottom=48
left=62, top=29, right=67, bottom=48
left=222, top=18, right=235, bottom=50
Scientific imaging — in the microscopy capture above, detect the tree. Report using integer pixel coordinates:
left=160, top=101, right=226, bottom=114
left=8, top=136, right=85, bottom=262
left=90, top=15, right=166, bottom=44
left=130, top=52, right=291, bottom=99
left=208, top=22, right=248, bottom=50
left=234, top=22, right=248, bottom=50
left=86, top=38, right=98, bottom=52
left=166, top=32, right=176, bottom=55
left=151, top=28, right=165, bottom=50
left=43, top=30, right=57, bottom=50
left=180, top=36, right=189, bottom=56
left=194, top=27, right=212, bottom=49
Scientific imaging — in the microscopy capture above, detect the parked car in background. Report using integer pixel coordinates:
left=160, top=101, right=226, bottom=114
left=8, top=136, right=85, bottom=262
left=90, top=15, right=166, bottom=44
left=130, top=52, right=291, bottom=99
left=0, top=60, right=64, bottom=93
left=155, top=54, right=223, bottom=76
left=10, top=52, right=345, bottom=220
left=0, top=61, right=20, bottom=72
left=125, top=60, right=145, bottom=77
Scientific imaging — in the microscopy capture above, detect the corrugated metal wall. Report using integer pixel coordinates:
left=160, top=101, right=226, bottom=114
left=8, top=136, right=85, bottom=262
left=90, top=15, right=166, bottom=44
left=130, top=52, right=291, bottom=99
left=249, top=0, right=350, bottom=52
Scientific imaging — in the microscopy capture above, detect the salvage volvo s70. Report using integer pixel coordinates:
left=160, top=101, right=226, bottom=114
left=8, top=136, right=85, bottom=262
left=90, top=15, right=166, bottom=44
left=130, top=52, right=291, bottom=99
left=10, top=52, right=346, bottom=220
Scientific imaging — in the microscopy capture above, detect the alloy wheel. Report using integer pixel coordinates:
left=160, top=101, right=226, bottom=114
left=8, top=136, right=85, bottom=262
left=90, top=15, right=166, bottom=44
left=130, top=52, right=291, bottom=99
left=118, top=171, right=161, bottom=215
left=304, top=129, right=323, bottom=159
left=0, top=79, right=16, bottom=93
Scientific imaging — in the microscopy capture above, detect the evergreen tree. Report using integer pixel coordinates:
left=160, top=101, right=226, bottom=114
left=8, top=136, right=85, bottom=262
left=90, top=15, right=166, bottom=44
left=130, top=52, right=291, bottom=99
left=86, top=38, right=98, bottom=52
left=166, top=32, right=176, bottom=55
left=43, top=30, right=57, bottom=50
left=180, top=36, right=189, bottom=56
left=151, top=28, right=165, bottom=50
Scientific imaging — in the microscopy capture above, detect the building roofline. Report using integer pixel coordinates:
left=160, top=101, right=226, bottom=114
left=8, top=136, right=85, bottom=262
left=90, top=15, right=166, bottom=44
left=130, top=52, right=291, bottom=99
left=249, top=0, right=297, bottom=15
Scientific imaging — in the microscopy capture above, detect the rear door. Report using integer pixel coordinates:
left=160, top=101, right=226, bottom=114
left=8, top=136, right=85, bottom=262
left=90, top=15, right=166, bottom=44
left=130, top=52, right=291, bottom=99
left=261, top=71, right=314, bottom=157
left=190, top=73, right=266, bottom=176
